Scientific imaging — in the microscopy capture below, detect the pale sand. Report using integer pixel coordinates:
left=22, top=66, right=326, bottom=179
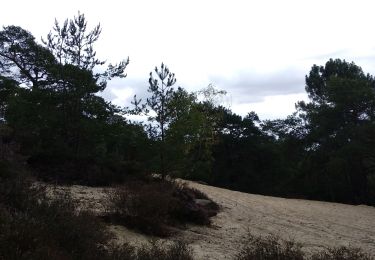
left=47, top=181, right=375, bottom=259
left=183, top=181, right=375, bottom=259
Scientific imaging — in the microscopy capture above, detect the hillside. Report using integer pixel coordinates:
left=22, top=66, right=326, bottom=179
left=49, top=180, right=375, bottom=259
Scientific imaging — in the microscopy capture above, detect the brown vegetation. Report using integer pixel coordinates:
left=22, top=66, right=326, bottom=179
left=0, top=161, right=194, bottom=260
left=107, top=178, right=219, bottom=237
left=236, top=234, right=373, bottom=260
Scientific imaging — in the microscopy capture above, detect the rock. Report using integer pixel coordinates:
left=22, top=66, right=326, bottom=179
left=194, top=199, right=212, bottom=207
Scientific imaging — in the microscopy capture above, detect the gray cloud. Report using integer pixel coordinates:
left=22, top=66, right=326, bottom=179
left=100, top=77, right=149, bottom=107
left=303, top=49, right=350, bottom=61
left=210, top=68, right=306, bottom=104
left=302, top=49, right=375, bottom=74
left=100, top=87, right=117, bottom=101
left=101, top=67, right=310, bottom=111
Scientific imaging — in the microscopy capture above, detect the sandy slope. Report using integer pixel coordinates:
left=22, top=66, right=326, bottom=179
left=182, top=181, right=375, bottom=259
left=48, top=181, right=375, bottom=259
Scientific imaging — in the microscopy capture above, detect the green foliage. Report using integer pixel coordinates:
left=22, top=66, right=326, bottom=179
left=0, top=76, right=18, bottom=122
left=295, top=59, right=375, bottom=204
left=2, top=14, right=375, bottom=206
left=144, top=63, right=177, bottom=176
left=0, top=15, right=148, bottom=184
left=42, top=11, right=129, bottom=85
left=208, top=108, right=286, bottom=195
left=147, top=63, right=177, bottom=126
left=164, top=86, right=225, bottom=181
left=210, top=59, right=375, bottom=205
left=0, top=26, right=56, bottom=88
left=138, top=68, right=225, bottom=181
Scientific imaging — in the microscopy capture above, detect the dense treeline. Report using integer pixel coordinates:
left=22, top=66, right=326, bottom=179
left=1, top=13, right=374, bottom=205
left=211, top=59, right=375, bottom=205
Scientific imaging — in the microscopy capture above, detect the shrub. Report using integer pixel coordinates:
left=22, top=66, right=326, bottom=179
left=311, top=246, right=373, bottom=260
left=236, top=234, right=305, bottom=260
left=108, top=179, right=178, bottom=236
left=171, top=183, right=220, bottom=225
left=0, top=163, right=111, bottom=260
left=236, top=233, right=373, bottom=260
left=106, top=240, right=194, bottom=260
left=0, top=161, right=196, bottom=259
left=136, top=240, right=194, bottom=260
left=108, top=178, right=219, bottom=236
left=105, top=242, right=137, bottom=260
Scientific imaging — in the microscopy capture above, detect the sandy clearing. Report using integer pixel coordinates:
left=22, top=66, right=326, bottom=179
left=182, top=181, right=375, bottom=259
left=47, top=181, right=375, bottom=259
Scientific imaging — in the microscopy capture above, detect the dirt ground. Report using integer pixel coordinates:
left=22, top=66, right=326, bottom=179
left=48, top=181, right=375, bottom=259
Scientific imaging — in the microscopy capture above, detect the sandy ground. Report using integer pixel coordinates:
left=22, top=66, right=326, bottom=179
left=47, top=181, right=375, bottom=259
left=184, top=182, right=375, bottom=259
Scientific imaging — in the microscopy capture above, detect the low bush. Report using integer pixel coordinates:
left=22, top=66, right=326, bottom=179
left=311, top=246, right=373, bottom=260
left=108, top=180, right=177, bottom=236
left=108, top=178, right=219, bottom=236
left=0, top=162, right=111, bottom=259
left=236, top=234, right=305, bottom=260
left=236, top=234, right=373, bottom=260
left=106, top=240, right=193, bottom=260
left=135, top=240, right=193, bottom=260
left=171, top=183, right=220, bottom=225
left=0, top=161, right=195, bottom=259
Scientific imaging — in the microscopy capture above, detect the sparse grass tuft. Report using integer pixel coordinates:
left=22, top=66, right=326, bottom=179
left=107, top=240, right=193, bottom=260
left=236, top=234, right=304, bottom=260
left=136, top=240, right=194, bottom=260
left=311, top=246, right=373, bottom=260
left=236, top=233, right=373, bottom=260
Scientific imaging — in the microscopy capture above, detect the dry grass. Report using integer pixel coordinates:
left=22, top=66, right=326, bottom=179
left=311, top=246, right=373, bottom=260
left=236, top=234, right=305, bottom=260
left=236, top=234, right=373, bottom=260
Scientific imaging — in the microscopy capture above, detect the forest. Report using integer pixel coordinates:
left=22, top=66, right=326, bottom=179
left=1, top=13, right=374, bottom=207
left=1, top=12, right=375, bottom=260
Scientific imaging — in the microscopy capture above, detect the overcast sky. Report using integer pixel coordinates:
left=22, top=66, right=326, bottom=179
left=2, top=0, right=375, bottom=119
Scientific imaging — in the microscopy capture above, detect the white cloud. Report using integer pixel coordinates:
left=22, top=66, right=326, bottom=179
left=2, top=0, right=375, bottom=119
left=232, top=93, right=309, bottom=120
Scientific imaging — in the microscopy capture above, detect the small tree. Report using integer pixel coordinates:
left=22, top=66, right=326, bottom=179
left=164, top=85, right=226, bottom=180
left=42, top=11, right=129, bottom=89
left=146, top=63, right=176, bottom=177
left=41, top=13, right=130, bottom=157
